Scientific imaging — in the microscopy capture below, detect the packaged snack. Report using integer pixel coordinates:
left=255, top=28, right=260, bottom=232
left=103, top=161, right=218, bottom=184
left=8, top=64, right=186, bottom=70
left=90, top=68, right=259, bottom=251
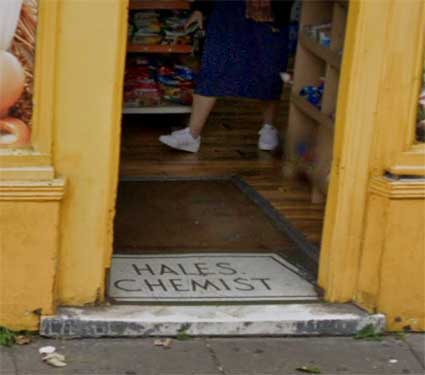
left=138, top=90, right=161, bottom=106
left=124, top=83, right=140, bottom=107
left=133, top=12, right=160, bottom=28
left=132, top=31, right=162, bottom=45
left=124, top=55, right=195, bottom=107
left=174, top=65, right=194, bottom=81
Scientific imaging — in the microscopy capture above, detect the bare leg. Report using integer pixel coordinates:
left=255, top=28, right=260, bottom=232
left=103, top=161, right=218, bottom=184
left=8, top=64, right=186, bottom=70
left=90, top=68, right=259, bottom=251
left=262, top=100, right=279, bottom=126
left=188, top=94, right=217, bottom=138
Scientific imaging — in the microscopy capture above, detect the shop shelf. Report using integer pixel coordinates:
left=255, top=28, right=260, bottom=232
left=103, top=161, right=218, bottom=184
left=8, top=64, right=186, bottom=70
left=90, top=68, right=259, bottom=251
left=299, top=31, right=342, bottom=70
left=127, top=44, right=193, bottom=54
left=130, top=0, right=191, bottom=10
left=290, top=93, right=334, bottom=129
left=123, top=105, right=192, bottom=114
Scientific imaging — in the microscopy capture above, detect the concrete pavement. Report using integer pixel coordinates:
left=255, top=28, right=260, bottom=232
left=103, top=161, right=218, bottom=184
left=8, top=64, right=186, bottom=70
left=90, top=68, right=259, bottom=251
left=1, top=335, right=424, bottom=375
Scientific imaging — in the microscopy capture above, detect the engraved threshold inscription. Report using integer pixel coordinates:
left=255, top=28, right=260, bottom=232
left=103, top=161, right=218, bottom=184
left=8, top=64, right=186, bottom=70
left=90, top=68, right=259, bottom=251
left=108, top=254, right=318, bottom=302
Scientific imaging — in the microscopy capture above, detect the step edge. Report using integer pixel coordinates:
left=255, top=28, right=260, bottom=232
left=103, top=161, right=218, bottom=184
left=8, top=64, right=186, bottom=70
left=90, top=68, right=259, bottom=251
left=40, top=305, right=386, bottom=338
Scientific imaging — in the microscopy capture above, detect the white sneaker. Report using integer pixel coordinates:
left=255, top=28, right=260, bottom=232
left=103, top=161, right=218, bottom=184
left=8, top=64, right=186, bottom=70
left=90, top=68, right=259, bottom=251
left=258, top=124, right=280, bottom=151
left=159, top=127, right=201, bottom=153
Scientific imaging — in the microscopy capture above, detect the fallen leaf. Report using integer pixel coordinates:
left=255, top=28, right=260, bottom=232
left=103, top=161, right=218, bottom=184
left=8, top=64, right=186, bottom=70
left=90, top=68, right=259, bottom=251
left=296, top=366, right=322, bottom=374
left=154, top=338, right=172, bottom=348
left=45, top=357, right=67, bottom=367
left=43, top=353, right=65, bottom=362
left=43, top=352, right=67, bottom=367
left=15, top=335, right=32, bottom=345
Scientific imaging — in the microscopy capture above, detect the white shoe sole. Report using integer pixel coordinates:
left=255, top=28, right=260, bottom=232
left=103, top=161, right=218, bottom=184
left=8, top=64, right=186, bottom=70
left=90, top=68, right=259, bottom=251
left=159, top=136, right=200, bottom=153
left=258, top=141, right=279, bottom=151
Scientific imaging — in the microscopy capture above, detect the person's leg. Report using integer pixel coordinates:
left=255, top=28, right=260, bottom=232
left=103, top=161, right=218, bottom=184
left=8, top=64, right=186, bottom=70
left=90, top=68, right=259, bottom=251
left=188, top=94, right=217, bottom=138
left=262, top=100, right=279, bottom=126
left=158, top=94, right=216, bottom=153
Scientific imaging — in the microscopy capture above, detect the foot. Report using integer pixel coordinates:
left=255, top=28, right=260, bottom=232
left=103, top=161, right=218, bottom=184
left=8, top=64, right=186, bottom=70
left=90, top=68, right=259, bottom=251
left=159, top=127, right=201, bottom=153
left=258, top=124, right=280, bottom=151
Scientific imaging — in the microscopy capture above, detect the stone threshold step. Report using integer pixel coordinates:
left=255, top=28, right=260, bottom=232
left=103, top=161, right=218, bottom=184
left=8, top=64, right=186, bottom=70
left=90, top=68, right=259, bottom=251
left=40, top=303, right=385, bottom=338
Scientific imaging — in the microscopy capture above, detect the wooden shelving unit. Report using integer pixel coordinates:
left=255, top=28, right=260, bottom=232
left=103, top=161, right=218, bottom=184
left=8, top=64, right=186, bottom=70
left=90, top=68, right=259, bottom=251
left=123, top=105, right=192, bottom=114
left=125, top=0, right=194, bottom=115
left=127, top=44, right=193, bottom=54
left=299, top=31, right=342, bottom=70
left=285, top=0, right=349, bottom=203
left=290, top=93, right=334, bottom=130
left=130, top=0, right=190, bottom=10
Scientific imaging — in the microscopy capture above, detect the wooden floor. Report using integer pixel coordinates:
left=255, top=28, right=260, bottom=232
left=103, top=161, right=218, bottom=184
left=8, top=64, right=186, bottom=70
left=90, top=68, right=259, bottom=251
left=119, top=96, right=325, bottom=247
left=115, top=180, right=294, bottom=251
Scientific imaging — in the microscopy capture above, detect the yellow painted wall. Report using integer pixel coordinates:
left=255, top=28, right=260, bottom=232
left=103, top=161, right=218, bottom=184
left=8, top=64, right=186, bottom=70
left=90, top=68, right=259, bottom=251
left=377, top=198, right=425, bottom=331
left=53, top=0, right=128, bottom=305
left=0, top=181, right=64, bottom=330
left=1, top=0, right=424, bottom=331
left=357, top=179, right=425, bottom=331
left=0, top=0, right=64, bottom=331
left=319, top=0, right=425, bottom=331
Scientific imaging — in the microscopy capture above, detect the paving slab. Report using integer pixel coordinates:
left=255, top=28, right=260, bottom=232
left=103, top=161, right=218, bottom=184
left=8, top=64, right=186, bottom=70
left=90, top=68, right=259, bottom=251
left=5, top=337, right=221, bottom=375
left=207, top=337, right=425, bottom=375
left=406, top=334, right=425, bottom=368
left=0, top=347, right=17, bottom=374
left=1, top=336, right=424, bottom=375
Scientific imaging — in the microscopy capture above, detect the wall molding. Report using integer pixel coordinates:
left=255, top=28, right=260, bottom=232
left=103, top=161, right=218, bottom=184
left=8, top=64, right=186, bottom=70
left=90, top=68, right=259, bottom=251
left=0, top=166, right=55, bottom=180
left=369, top=176, right=425, bottom=199
left=387, top=145, right=425, bottom=177
left=0, top=178, right=65, bottom=201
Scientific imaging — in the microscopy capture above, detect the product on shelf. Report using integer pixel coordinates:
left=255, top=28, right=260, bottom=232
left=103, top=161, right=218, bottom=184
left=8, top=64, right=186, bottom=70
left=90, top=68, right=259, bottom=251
left=134, top=11, right=162, bottom=32
left=129, top=10, right=199, bottom=46
left=124, top=55, right=196, bottom=107
left=299, top=79, right=325, bottom=109
left=304, top=23, right=332, bottom=48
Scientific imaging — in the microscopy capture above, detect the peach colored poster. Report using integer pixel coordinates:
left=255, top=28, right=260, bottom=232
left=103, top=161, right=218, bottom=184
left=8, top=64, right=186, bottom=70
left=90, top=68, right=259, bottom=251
left=0, top=0, right=37, bottom=148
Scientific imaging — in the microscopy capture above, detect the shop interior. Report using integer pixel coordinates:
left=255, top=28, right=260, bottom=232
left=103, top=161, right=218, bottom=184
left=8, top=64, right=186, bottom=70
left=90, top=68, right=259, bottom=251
left=112, top=0, right=348, bottom=293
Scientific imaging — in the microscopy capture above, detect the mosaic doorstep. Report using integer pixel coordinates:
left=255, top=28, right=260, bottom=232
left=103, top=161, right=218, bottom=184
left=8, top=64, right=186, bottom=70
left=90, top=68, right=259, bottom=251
left=108, top=253, right=318, bottom=303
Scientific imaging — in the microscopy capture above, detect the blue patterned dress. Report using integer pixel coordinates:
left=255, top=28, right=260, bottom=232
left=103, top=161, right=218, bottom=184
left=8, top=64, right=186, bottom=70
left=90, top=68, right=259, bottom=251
left=195, top=0, right=289, bottom=100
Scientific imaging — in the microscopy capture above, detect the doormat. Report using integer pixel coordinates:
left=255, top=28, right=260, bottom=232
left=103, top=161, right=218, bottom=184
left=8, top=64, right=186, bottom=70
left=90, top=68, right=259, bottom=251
left=108, top=253, right=318, bottom=302
left=114, top=176, right=319, bottom=278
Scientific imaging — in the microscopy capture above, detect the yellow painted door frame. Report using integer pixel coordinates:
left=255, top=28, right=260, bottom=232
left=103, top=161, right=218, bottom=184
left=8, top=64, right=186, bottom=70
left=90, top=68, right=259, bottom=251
left=3, top=0, right=421, bottom=330
left=52, top=0, right=129, bottom=305
left=53, top=0, right=424, bottom=326
left=318, top=0, right=425, bottom=330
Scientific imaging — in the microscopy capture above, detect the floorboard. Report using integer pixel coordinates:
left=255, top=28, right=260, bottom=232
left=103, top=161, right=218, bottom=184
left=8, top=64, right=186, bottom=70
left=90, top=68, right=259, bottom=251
left=119, top=96, right=325, bottom=247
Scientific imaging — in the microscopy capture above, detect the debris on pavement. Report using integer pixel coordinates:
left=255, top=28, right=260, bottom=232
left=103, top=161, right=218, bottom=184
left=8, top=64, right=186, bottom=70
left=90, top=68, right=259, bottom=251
left=38, top=345, right=67, bottom=367
left=39, top=345, right=56, bottom=354
left=43, top=352, right=67, bottom=367
left=15, top=335, right=32, bottom=345
left=296, top=366, right=322, bottom=374
left=154, top=338, right=172, bottom=349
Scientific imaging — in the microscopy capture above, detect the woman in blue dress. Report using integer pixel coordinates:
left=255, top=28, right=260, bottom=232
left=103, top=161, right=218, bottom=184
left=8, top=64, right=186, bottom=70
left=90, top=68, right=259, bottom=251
left=160, top=0, right=294, bottom=153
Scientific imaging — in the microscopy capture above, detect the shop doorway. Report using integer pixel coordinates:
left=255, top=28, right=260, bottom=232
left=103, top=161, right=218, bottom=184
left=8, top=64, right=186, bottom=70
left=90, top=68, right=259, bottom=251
left=110, top=0, right=348, bottom=302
